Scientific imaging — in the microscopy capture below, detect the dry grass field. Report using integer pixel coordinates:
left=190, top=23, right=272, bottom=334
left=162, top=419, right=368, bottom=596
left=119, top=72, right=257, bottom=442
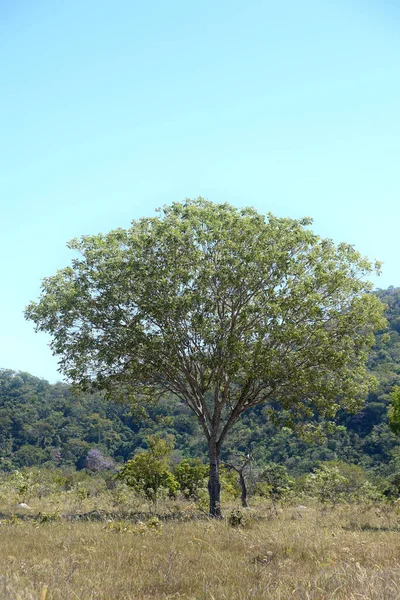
left=2, top=502, right=400, bottom=599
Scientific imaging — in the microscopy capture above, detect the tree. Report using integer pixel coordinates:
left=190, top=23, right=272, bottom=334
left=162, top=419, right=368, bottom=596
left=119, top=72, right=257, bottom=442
left=85, top=448, right=115, bottom=472
left=25, top=198, right=386, bottom=516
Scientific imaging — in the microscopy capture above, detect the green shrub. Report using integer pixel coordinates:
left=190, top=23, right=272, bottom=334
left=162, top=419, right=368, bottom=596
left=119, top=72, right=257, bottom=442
left=117, top=435, right=178, bottom=509
left=228, top=509, right=246, bottom=527
left=173, top=459, right=208, bottom=499
left=305, top=462, right=381, bottom=505
left=306, top=465, right=347, bottom=505
left=219, top=465, right=241, bottom=501
left=255, top=463, right=294, bottom=504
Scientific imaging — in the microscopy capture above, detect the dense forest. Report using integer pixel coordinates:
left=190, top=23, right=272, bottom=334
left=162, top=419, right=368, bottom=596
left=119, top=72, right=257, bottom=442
left=1, top=286, right=400, bottom=477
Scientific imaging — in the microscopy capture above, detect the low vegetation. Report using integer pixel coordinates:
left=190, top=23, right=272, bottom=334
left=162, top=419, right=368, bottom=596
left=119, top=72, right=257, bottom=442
left=1, top=479, right=400, bottom=599
left=0, top=462, right=399, bottom=598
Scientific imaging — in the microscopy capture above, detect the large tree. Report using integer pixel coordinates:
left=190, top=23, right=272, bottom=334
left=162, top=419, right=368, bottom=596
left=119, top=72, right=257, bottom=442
left=26, top=199, right=385, bottom=515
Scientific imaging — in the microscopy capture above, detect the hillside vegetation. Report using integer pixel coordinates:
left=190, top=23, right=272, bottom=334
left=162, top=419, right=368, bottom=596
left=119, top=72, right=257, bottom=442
left=1, top=287, right=400, bottom=480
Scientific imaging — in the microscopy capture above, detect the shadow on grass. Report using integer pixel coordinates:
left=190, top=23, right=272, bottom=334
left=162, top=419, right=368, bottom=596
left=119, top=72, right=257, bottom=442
left=1, top=505, right=279, bottom=524
left=1, top=508, right=212, bottom=523
left=343, top=522, right=400, bottom=532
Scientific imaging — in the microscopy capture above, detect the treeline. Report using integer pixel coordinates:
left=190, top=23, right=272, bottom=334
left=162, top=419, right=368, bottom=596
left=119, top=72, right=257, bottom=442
left=1, top=286, right=400, bottom=476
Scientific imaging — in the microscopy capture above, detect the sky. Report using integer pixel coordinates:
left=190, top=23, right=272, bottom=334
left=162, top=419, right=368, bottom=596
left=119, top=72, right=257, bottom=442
left=0, top=0, right=399, bottom=383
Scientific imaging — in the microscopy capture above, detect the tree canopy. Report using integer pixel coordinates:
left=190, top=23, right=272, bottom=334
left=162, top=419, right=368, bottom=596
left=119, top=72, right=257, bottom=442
left=26, top=198, right=386, bottom=514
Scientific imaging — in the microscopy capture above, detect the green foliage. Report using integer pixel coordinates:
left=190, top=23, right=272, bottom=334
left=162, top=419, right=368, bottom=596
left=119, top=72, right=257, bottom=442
left=0, top=368, right=200, bottom=472
left=305, top=464, right=347, bottom=505
left=173, top=459, right=208, bottom=499
left=255, top=462, right=294, bottom=503
left=228, top=509, right=246, bottom=527
left=4, top=282, right=400, bottom=481
left=26, top=199, right=384, bottom=440
left=0, top=467, right=78, bottom=506
left=377, top=448, right=400, bottom=499
left=219, top=465, right=241, bottom=501
left=3, top=283, right=400, bottom=487
left=305, top=461, right=381, bottom=505
left=117, top=436, right=178, bottom=507
left=25, top=199, right=386, bottom=515
left=4, top=469, right=38, bottom=503
left=388, top=387, right=400, bottom=436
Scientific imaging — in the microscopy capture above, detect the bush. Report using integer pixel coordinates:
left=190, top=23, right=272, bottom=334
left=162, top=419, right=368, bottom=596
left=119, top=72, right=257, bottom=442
left=305, top=465, right=347, bottom=505
left=255, top=462, right=294, bottom=504
left=173, top=459, right=208, bottom=499
left=219, top=465, right=241, bottom=501
left=228, top=509, right=246, bottom=527
left=117, top=435, right=178, bottom=509
left=305, top=461, right=381, bottom=505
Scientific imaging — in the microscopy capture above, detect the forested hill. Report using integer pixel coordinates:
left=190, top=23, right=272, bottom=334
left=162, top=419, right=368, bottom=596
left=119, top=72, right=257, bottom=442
left=1, top=286, right=400, bottom=476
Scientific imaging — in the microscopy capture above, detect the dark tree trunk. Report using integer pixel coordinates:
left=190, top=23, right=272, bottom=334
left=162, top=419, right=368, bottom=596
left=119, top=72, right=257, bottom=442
left=224, top=456, right=252, bottom=508
left=208, top=440, right=221, bottom=517
left=239, top=472, right=248, bottom=508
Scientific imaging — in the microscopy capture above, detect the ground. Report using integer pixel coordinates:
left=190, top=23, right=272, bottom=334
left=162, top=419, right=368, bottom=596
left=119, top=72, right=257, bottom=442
left=1, top=501, right=400, bottom=599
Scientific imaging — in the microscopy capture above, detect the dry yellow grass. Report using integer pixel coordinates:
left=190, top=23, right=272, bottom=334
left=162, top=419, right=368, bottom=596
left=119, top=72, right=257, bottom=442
left=1, top=503, right=400, bottom=599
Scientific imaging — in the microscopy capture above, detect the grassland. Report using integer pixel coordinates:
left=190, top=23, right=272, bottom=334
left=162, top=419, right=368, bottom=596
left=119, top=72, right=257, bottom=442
left=2, top=500, right=400, bottom=600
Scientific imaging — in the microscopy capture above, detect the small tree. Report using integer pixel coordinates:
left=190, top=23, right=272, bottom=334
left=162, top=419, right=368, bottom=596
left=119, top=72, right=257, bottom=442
left=26, top=198, right=386, bottom=516
left=117, top=436, right=178, bottom=510
left=305, top=464, right=347, bottom=505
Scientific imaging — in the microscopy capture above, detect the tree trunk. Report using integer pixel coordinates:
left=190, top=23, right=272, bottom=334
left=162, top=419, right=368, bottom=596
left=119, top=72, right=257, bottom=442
left=239, top=472, right=248, bottom=508
left=208, top=440, right=221, bottom=517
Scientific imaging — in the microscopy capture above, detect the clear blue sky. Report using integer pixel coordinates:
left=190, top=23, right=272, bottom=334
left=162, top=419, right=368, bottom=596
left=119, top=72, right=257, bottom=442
left=1, top=1, right=398, bottom=383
